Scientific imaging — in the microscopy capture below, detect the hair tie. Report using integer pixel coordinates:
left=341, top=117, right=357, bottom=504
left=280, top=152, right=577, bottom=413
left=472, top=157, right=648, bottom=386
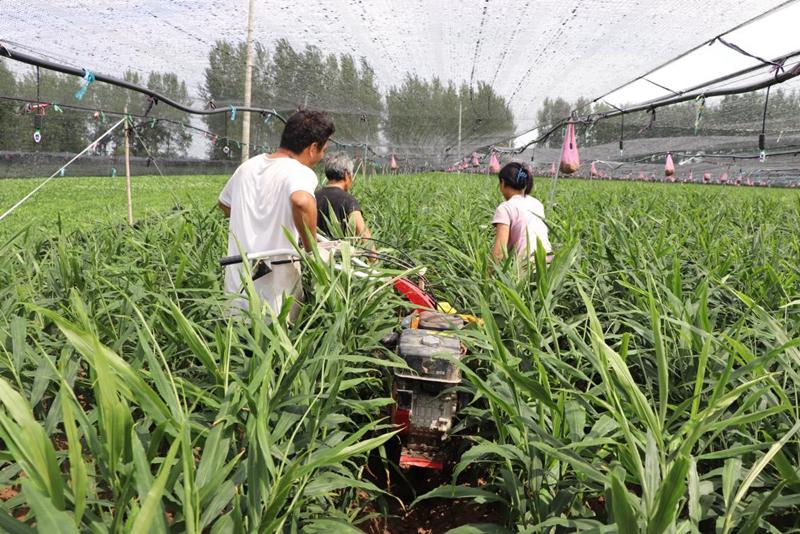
left=515, top=166, right=528, bottom=186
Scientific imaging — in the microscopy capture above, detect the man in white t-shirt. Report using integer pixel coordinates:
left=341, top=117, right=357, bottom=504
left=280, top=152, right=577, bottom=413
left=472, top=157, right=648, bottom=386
left=218, top=109, right=335, bottom=316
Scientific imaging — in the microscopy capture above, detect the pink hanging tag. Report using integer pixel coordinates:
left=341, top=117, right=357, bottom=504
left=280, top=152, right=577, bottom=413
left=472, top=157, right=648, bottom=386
left=703, top=172, right=711, bottom=183
left=550, top=162, right=556, bottom=176
left=559, top=122, right=580, bottom=174
left=590, top=161, right=598, bottom=177
left=471, top=153, right=480, bottom=167
left=720, top=172, right=728, bottom=183
left=664, top=153, right=675, bottom=176
left=390, top=155, right=398, bottom=170
left=489, top=153, right=501, bottom=173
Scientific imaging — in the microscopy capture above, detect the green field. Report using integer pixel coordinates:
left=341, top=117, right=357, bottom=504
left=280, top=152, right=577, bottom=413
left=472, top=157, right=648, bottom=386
left=0, top=175, right=228, bottom=239
left=1, top=173, right=800, bottom=532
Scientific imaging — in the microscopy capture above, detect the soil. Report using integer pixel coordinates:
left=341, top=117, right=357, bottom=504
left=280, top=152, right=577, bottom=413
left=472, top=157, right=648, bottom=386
left=359, top=466, right=504, bottom=534
left=0, top=485, right=28, bottom=521
left=0, top=485, right=19, bottom=501
left=360, top=497, right=503, bottom=534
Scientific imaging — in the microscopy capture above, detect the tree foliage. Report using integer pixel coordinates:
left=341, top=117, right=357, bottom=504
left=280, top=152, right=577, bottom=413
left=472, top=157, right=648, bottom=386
left=202, top=39, right=383, bottom=160
left=384, top=77, right=515, bottom=166
left=0, top=61, right=192, bottom=158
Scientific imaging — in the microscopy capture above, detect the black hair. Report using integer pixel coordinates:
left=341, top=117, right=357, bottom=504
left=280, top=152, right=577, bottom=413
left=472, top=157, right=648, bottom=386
left=498, top=161, right=533, bottom=194
left=279, top=109, right=336, bottom=154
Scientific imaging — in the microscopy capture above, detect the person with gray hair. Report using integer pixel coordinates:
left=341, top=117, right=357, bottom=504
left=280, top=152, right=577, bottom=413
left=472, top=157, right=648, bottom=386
left=315, top=152, right=372, bottom=239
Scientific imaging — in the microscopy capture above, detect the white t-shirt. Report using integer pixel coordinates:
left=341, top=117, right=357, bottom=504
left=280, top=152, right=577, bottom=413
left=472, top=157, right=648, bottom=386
left=219, top=154, right=318, bottom=312
left=491, top=194, right=552, bottom=256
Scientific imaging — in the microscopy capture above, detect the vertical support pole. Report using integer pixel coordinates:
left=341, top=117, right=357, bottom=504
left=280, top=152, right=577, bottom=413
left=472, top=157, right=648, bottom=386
left=364, top=133, right=368, bottom=180
left=457, top=100, right=462, bottom=175
left=124, top=111, right=133, bottom=226
left=549, top=145, right=561, bottom=212
left=241, top=0, right=256, bottom=162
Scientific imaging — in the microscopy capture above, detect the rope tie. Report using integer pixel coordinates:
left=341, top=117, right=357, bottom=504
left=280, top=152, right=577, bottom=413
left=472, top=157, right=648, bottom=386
left=759, top=85, right=772, bottom=161
left=74, top=69, right=95, bottom=101
left=694, top=95, right=705, bottom=135
left=717, top=36, right=785, bottom=71
left=637, top=107, right=656, bottom=134
left=144, top=96, right=158, bottom=117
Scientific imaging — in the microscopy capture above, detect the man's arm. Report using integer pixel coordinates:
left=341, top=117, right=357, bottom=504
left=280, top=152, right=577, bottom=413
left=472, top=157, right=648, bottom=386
left=218, top=201, right=231, bottom=218
left=349, top=210, right=372, bottom=239
left=492, top=223, right=510, bottom=261
left=290, top=191, right=317, bottom=252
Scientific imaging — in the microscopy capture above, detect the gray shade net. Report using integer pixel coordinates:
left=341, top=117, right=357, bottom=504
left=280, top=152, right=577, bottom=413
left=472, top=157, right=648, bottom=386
left=0, top=0, right=798, bottom=180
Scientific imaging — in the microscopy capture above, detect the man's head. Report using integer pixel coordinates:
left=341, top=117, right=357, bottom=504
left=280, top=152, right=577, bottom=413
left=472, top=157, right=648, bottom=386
left=279, top=109, right=336, bottom=168
left=324, top=152, right=355, bottom=191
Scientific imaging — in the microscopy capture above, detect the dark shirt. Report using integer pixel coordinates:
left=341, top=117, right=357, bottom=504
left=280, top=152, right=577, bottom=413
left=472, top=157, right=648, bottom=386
left=315, top=185, right=361, bottom=237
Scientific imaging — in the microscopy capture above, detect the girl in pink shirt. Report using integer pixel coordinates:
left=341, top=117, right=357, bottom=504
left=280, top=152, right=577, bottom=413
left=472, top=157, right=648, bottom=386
left=491, top=162, right=552, bottom=261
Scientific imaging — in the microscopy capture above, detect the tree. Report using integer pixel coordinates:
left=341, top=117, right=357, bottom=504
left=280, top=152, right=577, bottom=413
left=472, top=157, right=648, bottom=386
left=204, top=38, right=385, bottom=161
left=535, top=97, right=571, bottom=148
left=202, top=39, right=271, bottom=160
left=136, top=72, right=192, bottom=157
left=384, top=76, right=515, bottom=166
left=14, top=70, right=88, bottom=153
left=0, top=61, right=20, bottom=150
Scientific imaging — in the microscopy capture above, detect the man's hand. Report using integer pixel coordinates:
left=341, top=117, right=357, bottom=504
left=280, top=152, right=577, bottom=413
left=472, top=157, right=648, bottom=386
left=218, top=201, right=231, bottom=218
left=349, top=210, right=372, bottom=240
left=290, top=191, right=317, bottom=252
left=349, top=210, right=376, bottom=261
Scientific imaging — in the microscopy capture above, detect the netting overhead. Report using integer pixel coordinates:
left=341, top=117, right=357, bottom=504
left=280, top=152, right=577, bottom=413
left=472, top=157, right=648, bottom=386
left=1, top=0, right=799, bottom=176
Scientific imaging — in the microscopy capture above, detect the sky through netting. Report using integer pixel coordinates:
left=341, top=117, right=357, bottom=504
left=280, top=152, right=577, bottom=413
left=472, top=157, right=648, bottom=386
left=1, top=0, right=799, bottom=180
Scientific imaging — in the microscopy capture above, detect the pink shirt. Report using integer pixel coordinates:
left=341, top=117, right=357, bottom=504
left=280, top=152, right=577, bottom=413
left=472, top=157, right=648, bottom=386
left=492, top=195, right=552, bottom=256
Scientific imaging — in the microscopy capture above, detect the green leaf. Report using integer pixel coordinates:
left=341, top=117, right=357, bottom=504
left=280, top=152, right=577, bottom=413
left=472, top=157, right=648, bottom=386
left=721, top=419, right=800, bottom=534
left=411, top=486, right=508, bottom=508
left=610, top=470, right=639, bottom=534
left=21, top=480, right=79, bottom=534
left=0, top=378, right=65, bottom=509
left=301, top=519, right=363, bottom=533
left=167, top=301, right=223, bottom=383
left=444, top=525, right=512, bottom=534
left=130, top=430, right=182, bottom=533
left=0, top=512, right=36, bottom=534
left=646, top=455, right=689, bottom=534
left=60, top=383, right=87, bottom=524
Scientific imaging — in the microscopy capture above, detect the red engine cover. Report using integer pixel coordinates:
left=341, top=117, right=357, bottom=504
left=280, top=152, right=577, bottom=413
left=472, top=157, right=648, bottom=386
left=392, top=277, right=435, bottom=311
left=392, top=408, right=410, bottom=436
